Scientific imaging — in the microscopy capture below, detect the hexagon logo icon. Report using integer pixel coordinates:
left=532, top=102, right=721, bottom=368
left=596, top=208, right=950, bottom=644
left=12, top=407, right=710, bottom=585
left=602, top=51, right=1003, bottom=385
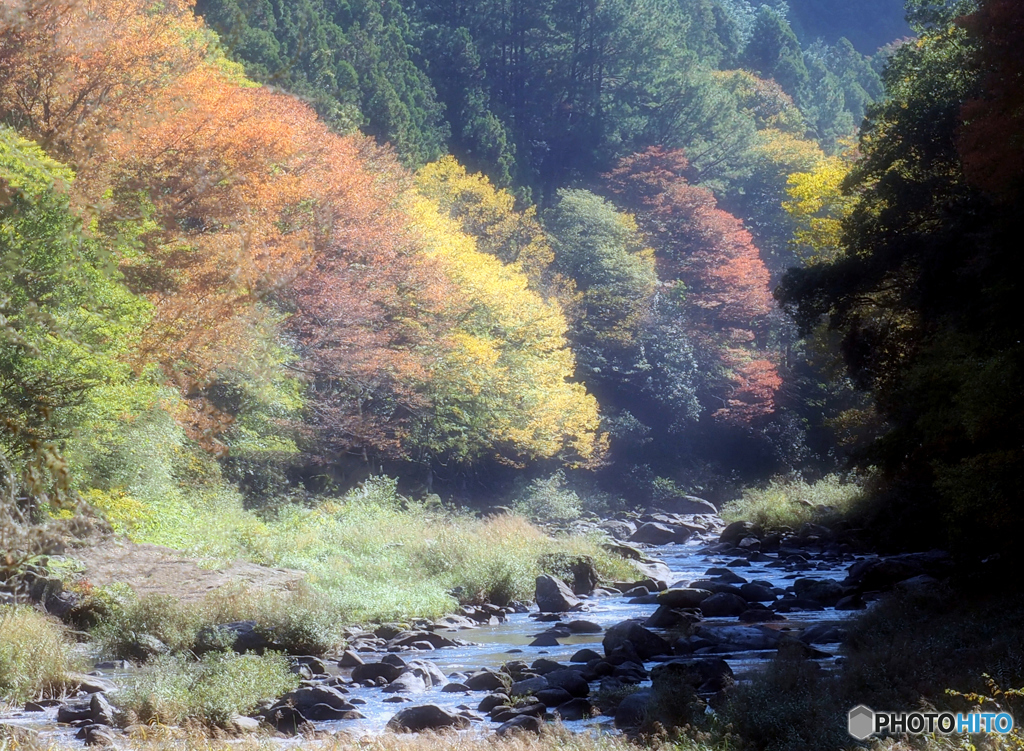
left=848, top=705, right=875, bottom=740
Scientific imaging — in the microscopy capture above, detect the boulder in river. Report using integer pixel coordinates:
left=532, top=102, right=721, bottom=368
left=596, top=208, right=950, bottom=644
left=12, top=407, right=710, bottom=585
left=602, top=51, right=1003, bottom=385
left=613, top=690, right=650, bottom=729
left=793, top=577, right=845, bottom=606
left=699, top=592, right=748, bottom=617
left=719, top=521, right=758, bottom=547
left=351, top=662, right=404, bottom=684
left=386, top=705, right=470, bottom=732
left=497, top=714, right=543, bottom=735
left=545, top=669, right=590, bottom=697
left=657, top=588, right=711, bottom=608
left=603, top=620, right=672, bottom=660
left=629, top=522, right=691, bottom=545
left=465, top=668, right=512, bottom=692
left=534, top=574, right=580, bottom=612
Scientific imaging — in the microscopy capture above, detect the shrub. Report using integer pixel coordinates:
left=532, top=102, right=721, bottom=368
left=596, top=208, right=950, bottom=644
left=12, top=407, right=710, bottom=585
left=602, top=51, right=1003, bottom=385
left=116, top=652, right=298, bottom=727
left=511, top=472, right=583, bottom=526
left=839, top=589, right=1024, bottom=718
left=0, top=606, right=82, bottom=701
left=93, top=592, right=203, bottom=660
left=720, top=474, right=866, bottom=531
left=201, top=585, right=343, bottom=656
left=721, top=656, right=848, bottom=751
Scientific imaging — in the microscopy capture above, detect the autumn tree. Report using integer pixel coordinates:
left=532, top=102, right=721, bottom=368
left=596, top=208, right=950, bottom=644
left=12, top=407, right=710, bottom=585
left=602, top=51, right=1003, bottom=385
left=414, top=157, right=560, bottom=296
left=604, top=147, right=780, bottom=424
left=405, top=194, right=601, bottom=467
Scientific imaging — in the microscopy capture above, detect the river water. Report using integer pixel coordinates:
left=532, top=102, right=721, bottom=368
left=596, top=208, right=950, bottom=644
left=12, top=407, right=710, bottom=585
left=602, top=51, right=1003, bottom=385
left=1, top=535, right=863, bottom=741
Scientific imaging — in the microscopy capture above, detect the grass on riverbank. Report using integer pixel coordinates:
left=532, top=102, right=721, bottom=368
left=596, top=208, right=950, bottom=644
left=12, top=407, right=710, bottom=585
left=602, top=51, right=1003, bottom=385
left=720, top=474, right=867, bottom=532
left=0, top=606, right=83, bottom=703
left=116, top=652, right=298, bottom=727
left=84, top=476, right=636, bottom=628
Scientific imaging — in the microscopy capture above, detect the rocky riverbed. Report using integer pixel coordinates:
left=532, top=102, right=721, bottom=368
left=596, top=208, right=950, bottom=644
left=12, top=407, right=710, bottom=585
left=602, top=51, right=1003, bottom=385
left=0, top=510, right=954, bottom=745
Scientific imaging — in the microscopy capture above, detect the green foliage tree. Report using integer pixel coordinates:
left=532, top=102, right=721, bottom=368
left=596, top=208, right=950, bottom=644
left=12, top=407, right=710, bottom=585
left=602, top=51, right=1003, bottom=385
left=741, top=7, right=810, bottom=101
left=777, top=2, right=1024, bottom=557
left=195, top=0, right=449, bottom=165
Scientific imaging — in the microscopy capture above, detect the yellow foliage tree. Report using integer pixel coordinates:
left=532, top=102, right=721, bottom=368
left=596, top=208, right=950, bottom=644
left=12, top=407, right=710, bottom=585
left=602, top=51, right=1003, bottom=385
left=414, top=157, right=563, bottom=297
left=405, top=193, right=602, bottom=466
left=783, top=152, right=857, bottom=264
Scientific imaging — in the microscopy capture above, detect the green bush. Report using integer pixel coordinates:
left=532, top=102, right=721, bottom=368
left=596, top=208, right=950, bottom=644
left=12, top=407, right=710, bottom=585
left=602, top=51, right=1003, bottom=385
left=721, top=474, right=866, bottom=531
left=511, top=472, right=583, bottom=526
left=0, top=606, right=82, bottom=702
left=201, top=586, right=343, bottom=656
left=116, top=652, right=298, bottom=726
left=839, top=589, right=1024, bottom=718
left=721, top=657, right=848, bottom=751
left=93, top=592, right=203, bottom=661
left=81, top=473, right=636, bottom=625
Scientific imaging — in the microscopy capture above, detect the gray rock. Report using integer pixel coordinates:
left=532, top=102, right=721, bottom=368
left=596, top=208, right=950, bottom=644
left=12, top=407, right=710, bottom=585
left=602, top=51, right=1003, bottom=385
left=465, top=669, right=511, bottom=692
left=126, top=633, right=169, bottom=662
left=510, top=676, right=549, bottom=696
left=407, top=660, right=447, bottom=687
left=228, top=715, right=261, bottom=733
left=699, top=592, right=748, bottom=617
left=613, top=690, right=650, bottom=728
left=496, top=715, right=543, bottom=735
left=553, top=698, right=593, bottom=721
left=697, top=625, right=779, bottom=651
left=57, top=703, right=93, bottom=724
left=656, top=495, right=718, bottom=516
left=303, top=702, right=357, bottom=720
left=603, top=620, right=671, bottom=660
left=76, top=724, right=116, bottom=746
left=570, top=648, right=602, bottom=663
left=71, top=674, right=116, bottom=694
left=534, top=687, right=573, bottom=707
left=89, top=693, right=115, bottom=726
left=566, top=620, right=602, bottom=633
left=338, top=649, right=364, bottom=668
left=535, top=575, right=580, bottom=612
left=386, top=705, right=471, bottom=732
left=719, top=521, right=757, bottom=546
left=278, top=685, right=353, bottom=711
left=657, top=588, right=711, bottom=608
left=545, top=669, right=589, bottom=697
left=598, top=520, right=637, bottom=540
left=383, top=672, right=428, bottom=694
left=351, top=662, right=403, bottom=683
left=630, top=522, right=691, bottom=545
left=835, top=594, right=866, bottom=610
left=263, top=705, right=311, bottom=735
left=739, top=583, right=776, bottom=603
left=477, top=693, right=510, bottom=712
left=793, top=578, right=845, bottom=606
left=531, top=658, right=563, bottom=675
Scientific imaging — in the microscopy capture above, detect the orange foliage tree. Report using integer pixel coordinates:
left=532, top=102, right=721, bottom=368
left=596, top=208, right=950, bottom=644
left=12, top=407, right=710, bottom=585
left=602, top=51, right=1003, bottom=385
left=0, top=0, right=450, bottom=454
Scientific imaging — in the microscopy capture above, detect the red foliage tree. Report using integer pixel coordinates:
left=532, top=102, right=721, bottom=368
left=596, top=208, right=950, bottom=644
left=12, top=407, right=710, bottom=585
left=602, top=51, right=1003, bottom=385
left=605, top=146, right=780, bottom=421
left=958, top=0, right=1024, bottom=202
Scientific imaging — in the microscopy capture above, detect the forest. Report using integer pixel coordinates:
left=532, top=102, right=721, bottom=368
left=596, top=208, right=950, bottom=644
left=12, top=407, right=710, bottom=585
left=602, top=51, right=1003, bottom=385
left=1, top=0, right=1023, bottom=748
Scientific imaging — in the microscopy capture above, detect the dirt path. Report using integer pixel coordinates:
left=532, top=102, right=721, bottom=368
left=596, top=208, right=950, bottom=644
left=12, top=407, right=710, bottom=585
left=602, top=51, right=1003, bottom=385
left=66, top=539, right=306, bottom=602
